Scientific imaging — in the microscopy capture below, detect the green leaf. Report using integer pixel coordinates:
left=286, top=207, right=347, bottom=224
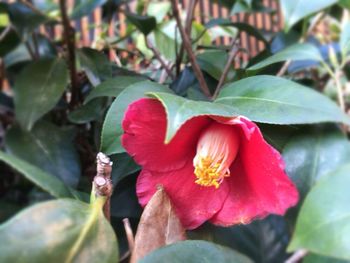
left=288, top=163, right=350, bottom=259
left=189, top=216, right=290, bottom=263
left=14, top=58, right=68, bottom=130
left=5, top=121, right=82, bottom=187
left=100, top=81, right=172, bottom=155
left=8, top=2, right=48, bottom=37
left=0, top=151, right=74, bottom=199
left=110, top=182, right=141, bottom=218
left=0, top=198, right=118, bottom=263
left=281, top=0, right=337, bottom=31
left=197, top=50, right=235, bottom=81
left=77, top=48, right=112, bottom=87
left=304, top=253, right=350, bottom=263
left=153, top=27, right=179, bottom=61
left=215, top=75, right=350, bottom=126
left=84, top=76, right=145, bottom=104
left=148, top=92, right=237, bottom=143
left=340, top=21, right=350, bottom=59
left=126, top=12, right=156, bottom=35
left=111, top=153, right=140, bottom=185
left=283, top=127, right=350, bottom=200
left=68, top=98, right=105, bottom=124
left=4, top=35, right=57, bottom=68
left=0, top=4, right=21, bottom=56
left=205, top=19, right=267, bottom=44
left=146, top=2, right=171, bottom=23
left=71, top=0, right=107, bottom=19
left=0, top=27, right=21, bottom=57
left=259, top=124, right=296, bottom=152
left=140, top=240, right=253, bottom=263
left=231, top=0, right=273, bottom=14
left=248, top=43, right=323, bottom=71
left=339, top=0, right=350, bottom=10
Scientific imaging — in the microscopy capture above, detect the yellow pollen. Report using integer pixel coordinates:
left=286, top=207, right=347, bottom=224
left=194, top=156, right=230, bottom=189
left=192, top=122, right=240, bottom=189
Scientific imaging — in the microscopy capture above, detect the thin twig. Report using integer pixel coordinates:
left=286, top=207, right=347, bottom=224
left=93, top=152, right=113, bottom=221
left=213, top=39, right=240, bottom=99
left=144, top=36, right=175, bottom=80
left=277, top=60, right=291, bottom=76
left=19, top=0, right=49, bottom=18
left=284, top=249, right=308, bottom=263
left=0, top=25, right=11, bottom=42
left=176, top=0, right=198, bottom=75
left=123, top=218, right=135, bottom=252
left=32, top=33, right=40, bottom=59
left=335, top=69, right=345, bottom=111
left=0, top=59, right=5, bottom=91
left=159, top=62, right=173, bottom=84
left=277, top=12, right=325, bottom=77
left=59, top=0, right=79, bottom=108
left=25, top=42, right=37, bottom=60
left=171, top=0, right=211, bottom=97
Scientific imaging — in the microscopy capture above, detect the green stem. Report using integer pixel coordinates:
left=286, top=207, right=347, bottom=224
left=321, top=61, right=345, bottom=112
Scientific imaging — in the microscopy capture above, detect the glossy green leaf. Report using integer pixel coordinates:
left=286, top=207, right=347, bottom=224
left=170, top=67, right=196, bottom=96
left=8, top=2, right=48, bottom=36
left=248, top=43, right=323, bottom=71
left=0, top=151, right=74, bottom=199
left=111, top=153, right=140, bottom=185
left=100, top=81, right=172, bottom=155
left=153, top=28, right=179, bottom=61
left=14, top=58, right=68, bottom=130
left=205, top=19, right=267, bottom=44
left=31, top=0, right=58, bottom=13
left=283, top=127, right=350, bottom=200
left=197, top=50, right=235, bottom=81
left=4, top=35, right=57, bottom=68
left=77, top=48, right=112, bottom=87
left=140, top=240, right=253, bottom=263
left=0, top=3, right=9, bottom=26
left=0, top=27, right=20, bottom=57
left=148, top=92, right=237, bottom=143
left=281, top=0, right=337, bottom=31
left=192, top=21, right=212, bottom=46
left=84, top=76, right=145, bottom=104
left=71, top=0, right=107, bottom=19
left=146, top=2, right=171, bottom=23
left=126, top=12, right=156, bottom=35
left=189, top=216, right=290, bottom=263
left=340, top=21, right=350, bottom=58
left=288, top=163, right=350, bottom=259
left=5, top=122, right=81, bottom=187
left=111, top=181, right=141, bottom=218
left=304, top=253, right=350, bottom=263
left=215, top=75, right=350, bottom=126
left=339, top=0, right=350, bottom=9
left=259, top=124, right=296, bottom=152
left=68, top=98, right=105, bottom=124
left=0, top=198, right=118, bottom=263
left=230, top=0, right=273, bottom=14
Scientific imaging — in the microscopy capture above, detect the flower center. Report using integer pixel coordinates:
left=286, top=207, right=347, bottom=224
left=193, top=122, right=240, bottom=189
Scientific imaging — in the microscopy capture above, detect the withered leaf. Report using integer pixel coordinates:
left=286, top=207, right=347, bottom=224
left=130, top=187, right=186, bottom=263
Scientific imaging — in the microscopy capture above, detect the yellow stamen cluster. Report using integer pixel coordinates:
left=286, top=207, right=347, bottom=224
left=194, top=157, right=230, bottom=189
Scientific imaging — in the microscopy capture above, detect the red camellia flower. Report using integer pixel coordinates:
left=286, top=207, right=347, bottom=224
left=122, top=98, right=299, bottom=230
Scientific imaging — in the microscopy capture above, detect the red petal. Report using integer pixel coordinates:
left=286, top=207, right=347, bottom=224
left=210, top=117, right=299, bottom=226
left=122, top=98, right=210, bottom=172
left=136, top=161, right=230, bottom=230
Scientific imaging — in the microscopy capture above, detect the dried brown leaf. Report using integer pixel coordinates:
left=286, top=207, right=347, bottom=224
left=130, top=186, right=186, bottom=263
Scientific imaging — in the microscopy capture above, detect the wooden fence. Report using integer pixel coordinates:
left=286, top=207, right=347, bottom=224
left=6, top=0, right=283, bottom=66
